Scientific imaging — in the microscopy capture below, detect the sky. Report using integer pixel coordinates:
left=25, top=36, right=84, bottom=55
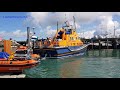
left=1, top=12, right=120, bottom=41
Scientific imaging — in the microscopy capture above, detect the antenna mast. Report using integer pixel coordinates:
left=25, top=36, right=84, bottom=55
left=57, top=21, right=58, bottom=31
left=27, top=27, right=31, bottom=49
left=73, top=16, right=76, bottom=31
left=114, top=23, right=116, bottom=38
left=32, top=27, right=35, bottom=35
left=27, top=27, right=31, bottom=59
left=65, top=13, right=66, bottom=21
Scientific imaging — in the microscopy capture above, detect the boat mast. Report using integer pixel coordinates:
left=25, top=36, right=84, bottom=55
left=65, top=13, right=67, bottom=26
left=57, top=21, right=58, bottom=31
left=65, top=13, right=66, bottom=22
left=32, top=27, right=35, bottom=49
left=32, top=27, right=35, bottom=35
left=73, top=16, right=76, bottom=31
left=27, top=27, right=31, bottom=59
left=65, top=13, right=69, bottom=30
left=27, top=27, right=31, bottom=49
left=114, top=23, right=116, bottom=38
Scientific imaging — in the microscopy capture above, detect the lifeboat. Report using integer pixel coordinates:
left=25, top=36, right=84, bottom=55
left=33, top=17, right=89, bottom=59
left=0, top=52, right=39, bottom=73
left=0, top=27, right=40, bottom=73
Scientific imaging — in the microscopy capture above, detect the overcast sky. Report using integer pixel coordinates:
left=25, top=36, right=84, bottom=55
left=0, top=12, right=120, bottom=40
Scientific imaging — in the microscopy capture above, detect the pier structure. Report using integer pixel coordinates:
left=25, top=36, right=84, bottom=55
left=16, top=37, right=120, bottom=50
left=81, top=38, right=120, bottom=50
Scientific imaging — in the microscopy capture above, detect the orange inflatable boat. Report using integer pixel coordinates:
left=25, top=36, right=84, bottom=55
left=0, top=51, right=40, bottom=73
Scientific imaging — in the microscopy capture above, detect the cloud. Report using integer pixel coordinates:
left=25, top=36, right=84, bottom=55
left=0, top=30, right=27, bottom=40
left=45, top=26, right=56, bottom=38
left=28, top=12, right=120, bottom=26
left=0, top=31, right=6, bottom=37
left=94, top=15, right=120, bottom=38
left=13, top=30, right=27, bottom=37
left=27, top=12, right=101, bottom=28
left=1, top=12, right=120, bottom=40
left=78, top=30, right=96, bottom=39
left=25, top=12, right=120, bottom=39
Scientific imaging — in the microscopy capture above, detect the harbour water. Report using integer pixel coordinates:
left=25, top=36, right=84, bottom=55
left=24, top=49, right=120, bottom=78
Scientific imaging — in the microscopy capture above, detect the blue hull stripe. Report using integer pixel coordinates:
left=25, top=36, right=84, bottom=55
left=40, top=44, right=88, bottom=58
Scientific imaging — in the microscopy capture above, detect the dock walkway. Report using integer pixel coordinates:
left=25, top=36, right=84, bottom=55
left=0, top=74, right=26, bottom=78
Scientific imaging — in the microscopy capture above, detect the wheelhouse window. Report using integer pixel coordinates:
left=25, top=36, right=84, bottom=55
left=15, top=50, right=27, bottom=54
left=71, top=37, right=74, bottom=40
left=76, top=37, right=77, bottom=40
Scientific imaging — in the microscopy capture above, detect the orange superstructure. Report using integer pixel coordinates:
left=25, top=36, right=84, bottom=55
left=4, top=40, right=12, bottom=55
left=50, top=27, right=83, bottom=47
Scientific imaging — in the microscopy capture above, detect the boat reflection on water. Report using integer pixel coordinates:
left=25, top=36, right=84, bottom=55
left=60, top=58, right=83, bottom=78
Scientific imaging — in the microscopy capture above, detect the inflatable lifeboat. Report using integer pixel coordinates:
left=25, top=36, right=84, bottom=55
left=0, top=52, right=39, bottom=73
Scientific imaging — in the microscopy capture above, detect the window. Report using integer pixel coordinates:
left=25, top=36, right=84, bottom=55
left=16, top=50, right=27, bottom=54
left=76, top=37, right=77, bottom=40
left=72, top=37, right=73, bottom=40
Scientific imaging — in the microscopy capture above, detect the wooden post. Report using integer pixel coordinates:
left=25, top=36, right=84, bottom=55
left=119, top=49, right=120, bottom=58
left=107, top=39, right=108, bottom=49
left=92, top=40, right=94, bottom=50
left=114, top=39, right=117, bottom=49
left=99, top=50, right=101, bottom=57
left=105, top=49, right=108, bottom=57
left=99, top=40, right=101, bottom=49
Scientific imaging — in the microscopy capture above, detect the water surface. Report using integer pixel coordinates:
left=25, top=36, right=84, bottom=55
left=24, top=49, right=120, bottom=78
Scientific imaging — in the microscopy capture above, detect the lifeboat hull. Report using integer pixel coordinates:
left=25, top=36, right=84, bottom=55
left=0, top=60, right=39, bottom=73
left=33, top=44, right=88, bottom=59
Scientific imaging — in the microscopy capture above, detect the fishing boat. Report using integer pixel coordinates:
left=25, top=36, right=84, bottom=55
left=33, top=16, right=89, bottom=59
